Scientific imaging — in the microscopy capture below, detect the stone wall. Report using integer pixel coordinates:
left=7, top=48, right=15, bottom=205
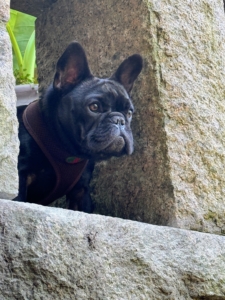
left=35, top=0, right=225, bottom=234
left=1, top=199, right=225, bottom=299
left=0, top=0, right=19, bottom=199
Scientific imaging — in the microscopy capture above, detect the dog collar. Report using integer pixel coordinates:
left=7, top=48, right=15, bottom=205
left=66, top=156, right=83, bottom=164
left=22, top=100, right=88, bottom=205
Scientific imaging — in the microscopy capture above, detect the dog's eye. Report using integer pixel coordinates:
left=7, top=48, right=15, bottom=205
left=89, top=103, right=99, bottom=112
left=127, top=110, right=133, bottom=118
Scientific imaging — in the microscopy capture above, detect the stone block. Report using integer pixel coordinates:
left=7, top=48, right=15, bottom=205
left=0, top=0, right=19, bottom=199
left=35, top=0, right=225, bottom=234
left=0, top=199, right=225, bottom=299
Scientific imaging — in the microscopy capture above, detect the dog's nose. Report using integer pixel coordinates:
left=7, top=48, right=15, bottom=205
left=112, top=116, right=125, bottom=126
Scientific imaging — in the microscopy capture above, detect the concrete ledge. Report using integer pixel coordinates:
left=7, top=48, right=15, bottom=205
left=0, top=199, right=225, bottom=299
left=15, top=84, right=39, bottom=106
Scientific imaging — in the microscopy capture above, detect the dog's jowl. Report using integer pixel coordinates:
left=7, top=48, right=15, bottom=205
left=14, top=41, right=143, bottom=212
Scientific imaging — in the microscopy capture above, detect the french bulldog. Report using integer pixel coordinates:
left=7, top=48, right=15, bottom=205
left=14, top=41, right=143, bottom=212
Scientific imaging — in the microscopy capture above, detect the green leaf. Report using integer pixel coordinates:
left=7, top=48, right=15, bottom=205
left=7, top=9, right=37, bottom=84
left=23, top=30, right=36, bottom=80
left=9, top=9, right=36, bottom=59
left=6, top=22, right=23, bottom=72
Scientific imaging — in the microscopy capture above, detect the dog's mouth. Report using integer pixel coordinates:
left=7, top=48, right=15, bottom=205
left=103, top=135, right=133, bottom=155
left=78, top=116, right=134, bottom=158
left=81, top=130, right=133, bottom=157
left=103, top=136, right=125, bottom=153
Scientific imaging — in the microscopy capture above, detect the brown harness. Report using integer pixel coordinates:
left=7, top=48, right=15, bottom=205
left=22, top=101, right=88, bottom=205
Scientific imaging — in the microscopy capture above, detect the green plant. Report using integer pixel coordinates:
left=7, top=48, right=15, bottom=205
left=13, top=68, right=38, bottom=85
left=6, top=9, right=37, bottom=84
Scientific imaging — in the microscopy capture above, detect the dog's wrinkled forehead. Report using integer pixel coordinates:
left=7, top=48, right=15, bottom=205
left=90, top=78, right=131, bottom=102
left=68, top=77, right=134, bottom=112
left=95, top=79, right=133, bottom=109
left=100, top=79, right=128, bottom=98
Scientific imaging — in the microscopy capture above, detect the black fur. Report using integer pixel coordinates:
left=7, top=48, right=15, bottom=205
left=14, top=41, right=142, bottom=212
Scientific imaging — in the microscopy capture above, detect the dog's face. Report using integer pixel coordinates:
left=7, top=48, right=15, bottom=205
left=57, top=78, right=134, bottom=158
left=43, top=42, right=142, bottom=160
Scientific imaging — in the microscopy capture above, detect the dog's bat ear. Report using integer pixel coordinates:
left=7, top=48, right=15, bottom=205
left=53, top=41, right=92, bottom=91
left=110, top=54, right=143, bottom=94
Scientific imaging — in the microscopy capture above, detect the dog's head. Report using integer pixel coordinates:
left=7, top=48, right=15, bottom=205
left=44, top=42, right=142, bottom=160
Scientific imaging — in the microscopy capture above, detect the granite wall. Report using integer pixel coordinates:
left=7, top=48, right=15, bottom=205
left=0, top=0, right=19, bottom=199
left=34, top=0, right=225, bottom=234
